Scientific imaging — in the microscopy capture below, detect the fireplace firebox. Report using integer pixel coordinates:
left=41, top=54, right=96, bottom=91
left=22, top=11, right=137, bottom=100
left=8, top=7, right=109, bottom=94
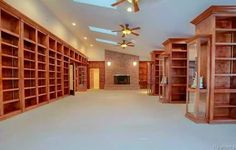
left=114, top=75, right=130, bottom=85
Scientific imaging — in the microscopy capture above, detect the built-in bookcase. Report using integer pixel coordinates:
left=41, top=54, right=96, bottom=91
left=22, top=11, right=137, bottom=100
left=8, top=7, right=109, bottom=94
left=149, top=51, right=164, bottom=95
left=37, top=30, right=48, bottom=104
left=23, top=22, right=37, bottom=110
left=75, top=63, right=79, bottom=91
left=63, top=46, right=70, bottom=95
left=0, top=9, right=21, bottom=117
left=162, top=38, right=188, bottom=103
left=187, top=6, right=236, bottom=123
left=0, top=1, right=88, bottom=120
left=56, top=42, right=63, bottom=98
left=49, top=37, right=57, bottom=100
left=213, top=16, right=236, bottom=122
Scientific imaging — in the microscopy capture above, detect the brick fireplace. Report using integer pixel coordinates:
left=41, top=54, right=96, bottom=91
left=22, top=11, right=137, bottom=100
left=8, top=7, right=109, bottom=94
left=104, top=50, right=140, bottom=90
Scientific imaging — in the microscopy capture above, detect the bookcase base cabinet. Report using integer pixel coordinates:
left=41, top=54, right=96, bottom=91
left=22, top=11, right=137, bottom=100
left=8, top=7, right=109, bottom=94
left=0, top=1, right=88, bottom=121
left=186, top=6, right=236, bottom=124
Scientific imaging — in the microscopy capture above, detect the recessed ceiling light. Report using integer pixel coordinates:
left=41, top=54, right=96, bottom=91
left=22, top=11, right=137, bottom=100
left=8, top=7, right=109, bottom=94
left=127, top=7, right=133, bottom=12
left=90, top=44, right=94, bottom=47
left=72, top=22, right=76, bottom=26
left=83, top=37, right=88, bottom=40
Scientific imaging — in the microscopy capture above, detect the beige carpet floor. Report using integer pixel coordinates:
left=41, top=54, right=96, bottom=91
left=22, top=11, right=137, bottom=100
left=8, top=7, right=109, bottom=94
left=0, top=90, right=236, bottom=150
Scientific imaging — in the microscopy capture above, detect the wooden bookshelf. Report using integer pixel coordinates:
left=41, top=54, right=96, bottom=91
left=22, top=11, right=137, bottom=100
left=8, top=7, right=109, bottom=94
left=48, top=37, right=57, bottom=101
left=149, top=50, right=164, bottom=95
left=63, top=46, right=70, bottom=95
left=0, top=9, right=21, bottom=118
left=187, top=6, right=236, bottom=123
left=74, top=63, right=78, bottom=91
left=56, top=42, right=63, bottom=98
left=0, top=2, right=88, bottom=120
left=23, top=22, right=37, bottom=110
left=162, top=38, right=188, bottom=103
left=37, top=30, right=48, bottom=104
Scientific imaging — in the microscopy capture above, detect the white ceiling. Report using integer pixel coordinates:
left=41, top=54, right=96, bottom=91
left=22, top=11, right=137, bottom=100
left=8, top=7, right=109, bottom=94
left=40, top=0, right=236, bottom=60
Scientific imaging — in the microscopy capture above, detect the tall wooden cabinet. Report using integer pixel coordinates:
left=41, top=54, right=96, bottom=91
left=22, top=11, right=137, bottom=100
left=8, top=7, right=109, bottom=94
left=139, top=61, right=149, bottom=89
left=149, top=50, right=164, bottom=95
left=161, top=38, right=188, bottom=103
left=0, top=1, right=88, bottom=120
left=186, top=6, right=236, bottom=123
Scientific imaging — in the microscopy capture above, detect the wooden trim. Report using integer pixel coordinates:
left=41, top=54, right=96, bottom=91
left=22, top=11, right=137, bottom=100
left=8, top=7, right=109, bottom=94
left=191, top=5, right=236, bottom=25
left=162, top=38, right=189, bottom=46
left=0, top=9, right=2, bottom=116
left=19, top=20, right=24, bottom=112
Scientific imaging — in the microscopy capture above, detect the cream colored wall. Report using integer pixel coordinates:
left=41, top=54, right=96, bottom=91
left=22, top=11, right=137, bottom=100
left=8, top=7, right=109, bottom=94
left=86, top=48, right=150, bottom=61
left=4, top=0, right=87, bottom=54
left=87, top=47, right=105, bottom=61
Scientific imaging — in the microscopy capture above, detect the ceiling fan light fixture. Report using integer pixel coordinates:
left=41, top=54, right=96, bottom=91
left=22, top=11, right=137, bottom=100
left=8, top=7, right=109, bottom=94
left=122, top=29, right=131, bottom=35
left=127, top=7, right=133, bottom=12
left=121, top=44, right=128, bottom=48
left=127, top=0, right=132, bottom=3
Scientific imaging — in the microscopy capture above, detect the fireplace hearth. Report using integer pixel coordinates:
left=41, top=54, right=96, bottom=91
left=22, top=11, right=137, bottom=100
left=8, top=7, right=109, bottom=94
left=114, top=75, right=130, bottom=85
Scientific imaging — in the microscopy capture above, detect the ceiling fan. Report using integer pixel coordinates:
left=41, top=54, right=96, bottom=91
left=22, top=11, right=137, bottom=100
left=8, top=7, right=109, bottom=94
left=111, top=0, right=140, bottom=12
left=113, top=24, right=141, bottom=37
left=117, top=40, right=135, bottom=49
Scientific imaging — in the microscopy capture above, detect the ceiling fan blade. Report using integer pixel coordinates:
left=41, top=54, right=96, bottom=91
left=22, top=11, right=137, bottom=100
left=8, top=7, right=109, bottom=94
left=120, top=24, right=125, bottom=29
left=131, top=31, right=140, bottom=36
left=126, top=42, right=133, bottom=45
left=111, top=0, right=126, bottom=7
left=131, top=27, right=141, bottom=31
left=132, top=0, right=140, bottom=12
left=128, top=45, right=135, bottom=47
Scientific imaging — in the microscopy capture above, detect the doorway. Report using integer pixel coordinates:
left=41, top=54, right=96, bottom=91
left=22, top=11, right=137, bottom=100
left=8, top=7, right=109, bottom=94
left=69, top=63, right=75, bottom=95
left=89, top=68, right=100, bottom=89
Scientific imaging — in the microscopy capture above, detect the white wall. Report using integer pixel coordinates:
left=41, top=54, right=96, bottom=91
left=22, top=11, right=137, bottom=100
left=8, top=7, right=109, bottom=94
left=4, top=0, right=87, bottom=55
left=86, top=47, right=105, bottom=61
